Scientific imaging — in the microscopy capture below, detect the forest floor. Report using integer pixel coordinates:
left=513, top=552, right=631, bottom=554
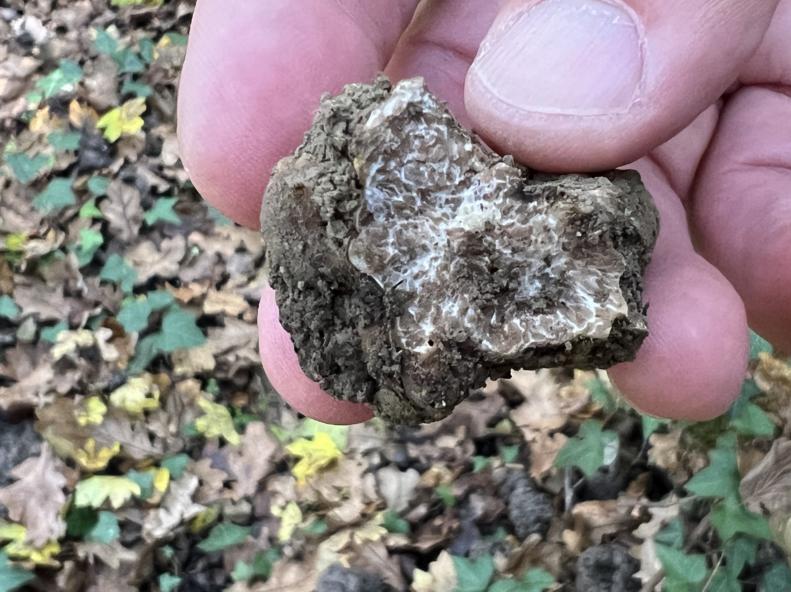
left=1, top=1, right=791, bottom=591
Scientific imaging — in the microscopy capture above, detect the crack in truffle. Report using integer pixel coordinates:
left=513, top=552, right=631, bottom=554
left=261, top=76, right=659, bottom=424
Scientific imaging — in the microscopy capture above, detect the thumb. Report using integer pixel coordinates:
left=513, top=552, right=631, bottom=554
left=465, top=0, right=777, bottom=171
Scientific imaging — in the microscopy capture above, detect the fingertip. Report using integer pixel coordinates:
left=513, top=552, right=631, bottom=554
left=609, top=256, right=749, bottom=421
left=464, top=0, right=775, bottom=171
left=258, top=286, right=373, bottom=425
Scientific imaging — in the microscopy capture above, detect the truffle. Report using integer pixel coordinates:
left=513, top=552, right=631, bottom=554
left=261, top=77, right=658, bottom=425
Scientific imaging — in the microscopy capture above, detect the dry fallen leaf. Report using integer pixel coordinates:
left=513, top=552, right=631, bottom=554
left=227, top=421, right=279, bottom=500
left=100, top=180, right=143, bottom=243
left=202, top=289, right=249, bottom=316
left=411, top=550, right=457, bottom=592
left=127, top=236, right=187, bottom=284
left=632, top=498, right=681, bottom=585
left=143, top=474, right=205, bottom=541
left=0, top=445, right=67, bottom=546
left=740, top=438, right=791, bottom=515
left=376, top=466, right=420, bottom=513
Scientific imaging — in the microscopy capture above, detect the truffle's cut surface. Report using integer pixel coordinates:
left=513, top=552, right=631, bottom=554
left=261, top=77, right=659, bottom=425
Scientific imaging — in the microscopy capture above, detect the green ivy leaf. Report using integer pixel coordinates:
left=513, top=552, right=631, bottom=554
left=138, top=37, right=156, bottom=63
left=749, top=330, right=773, bottom=359
left=121, top=79, right=153, bottom=98
left=47, top=130, right=81, bottom=151
left=33, top=59, right=82, bottom=100
left=161, top=454, right=190, bottom=479
left=158, top=307, right=206, bottom=351
left=40, top=321, right=68, bottom=343
left=499, top=444, right=519, bottom=464
left=87, top=175, right=111, bottom=196
left=519, top=568, right=556, bottom=592
left=472, top=456, right=490, bottom=473
left=729, top=402, right=775, bottom=437
left=86, top=511, right=120, bottom=544
left=554, top=419, right=619, bottom=477
left=656, top=544, right=708, bottom=585
left=760, top=563, right=791, bottom=592
left=144, top=197, right=181, bottom=226
left=4, top=152, right=50, bottom=184
left=32, top=177, right=76, bottom=214
left=436, top=484, right=457, bottom=508
left=197, top=523, right=251, bottom=553
left=655, top=518, right=684, bottom=549
left=73, top=228, right=104, bottom=267
left=708, top=569, right=741, bottom=592
left=162, top=32, right=188, bottom=46
left=0, top=296, right=20, bottom=321
left=147, top=290, right=174, bottom=310
left=100, top=254, right=137, bottom=293
left=126, top=469, right=155, bottom=500
left=685, top=433, right=740, bottom=501
left=127, top=333, right=163, bottom=375
left=452, top=555, right=494, bottom=592
left=641, top=414, right=666, bottom=440
left=94, top=28, right=119, bottom=55
left=489, top=568, right=556, bottom=592
left=301, top=518, right=328, bottom=537
left=65, top=506, right=98, bottom=538
left=724, top=536, right=758, bottom=580
left=117, top=296, right=153, bottom=333
left=382, top=510, right=410, bottom=535
left=79, top=199, right=104, bottom=219
left=710, top=499, right=772, bottom=542
left=0, top=551, right=35, bottom=592
left=158, top=573, right=182, bottom=592
left=588, top=377, right=619, bottom=413
left=114, top=48, right=145, bottom=74
left=231, top=549, right=279, bottom=583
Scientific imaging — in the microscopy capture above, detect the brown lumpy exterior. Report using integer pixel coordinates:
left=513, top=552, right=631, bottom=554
left=261, top=76, right=659, bottom=425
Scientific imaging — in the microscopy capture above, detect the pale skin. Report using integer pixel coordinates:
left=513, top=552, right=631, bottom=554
left=177, top=0, right=791, bottom=424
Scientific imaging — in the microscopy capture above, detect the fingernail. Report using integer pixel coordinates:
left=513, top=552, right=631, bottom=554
left=469, top=0, right=644, bottom=115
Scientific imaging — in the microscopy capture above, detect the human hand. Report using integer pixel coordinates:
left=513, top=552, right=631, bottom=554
left=177, top=0, right=788, bottom=424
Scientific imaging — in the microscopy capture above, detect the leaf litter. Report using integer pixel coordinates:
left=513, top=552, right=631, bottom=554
left=1, top=1, right=791, bottom=591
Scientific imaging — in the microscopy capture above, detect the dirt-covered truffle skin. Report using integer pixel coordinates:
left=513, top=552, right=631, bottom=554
left=261, top=76, right=659, bottom=425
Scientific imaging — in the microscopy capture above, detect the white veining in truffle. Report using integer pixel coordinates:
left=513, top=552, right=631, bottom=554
left=348, top=78, right=629, bottom=356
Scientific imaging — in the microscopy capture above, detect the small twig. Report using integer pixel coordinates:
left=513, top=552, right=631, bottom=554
left=563, top=467, right=574, bottom=512
left=701, top=553, right=725, bottom=592
left=641, top=569, right=665, bottom=592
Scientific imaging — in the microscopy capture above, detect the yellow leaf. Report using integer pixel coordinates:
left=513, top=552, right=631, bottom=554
left=153, top=467, right=170, bottom=494
left=29, top=106, right=60, bottom=133
left=0, top=522, right=60, bottom=566
left=96, top=98, right=146, bottom=142
left=272, top=501, right=302, bottom=543
left=189, top=506, right=219, bottom=534
left=285, top=432, right=342, bottom=485
left=194, top=398, right=240, bottom=445
left=109, top=375, right=160, bottom=415
left=52, top=329, right=95, bottom=360
left=75, top=396, right=108, bottom=426
left=4, top=233, right=27, bottom=253
left=74, top=476, right=141, bottom=509
left=74, top=438, right=121, bottom=471
left=0, top=523, right=26, bottom=542
left=69, top=99, right=98, bottom=128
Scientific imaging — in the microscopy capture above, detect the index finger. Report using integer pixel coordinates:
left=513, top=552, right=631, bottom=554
left=177, top=0, right=418, bottom=228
